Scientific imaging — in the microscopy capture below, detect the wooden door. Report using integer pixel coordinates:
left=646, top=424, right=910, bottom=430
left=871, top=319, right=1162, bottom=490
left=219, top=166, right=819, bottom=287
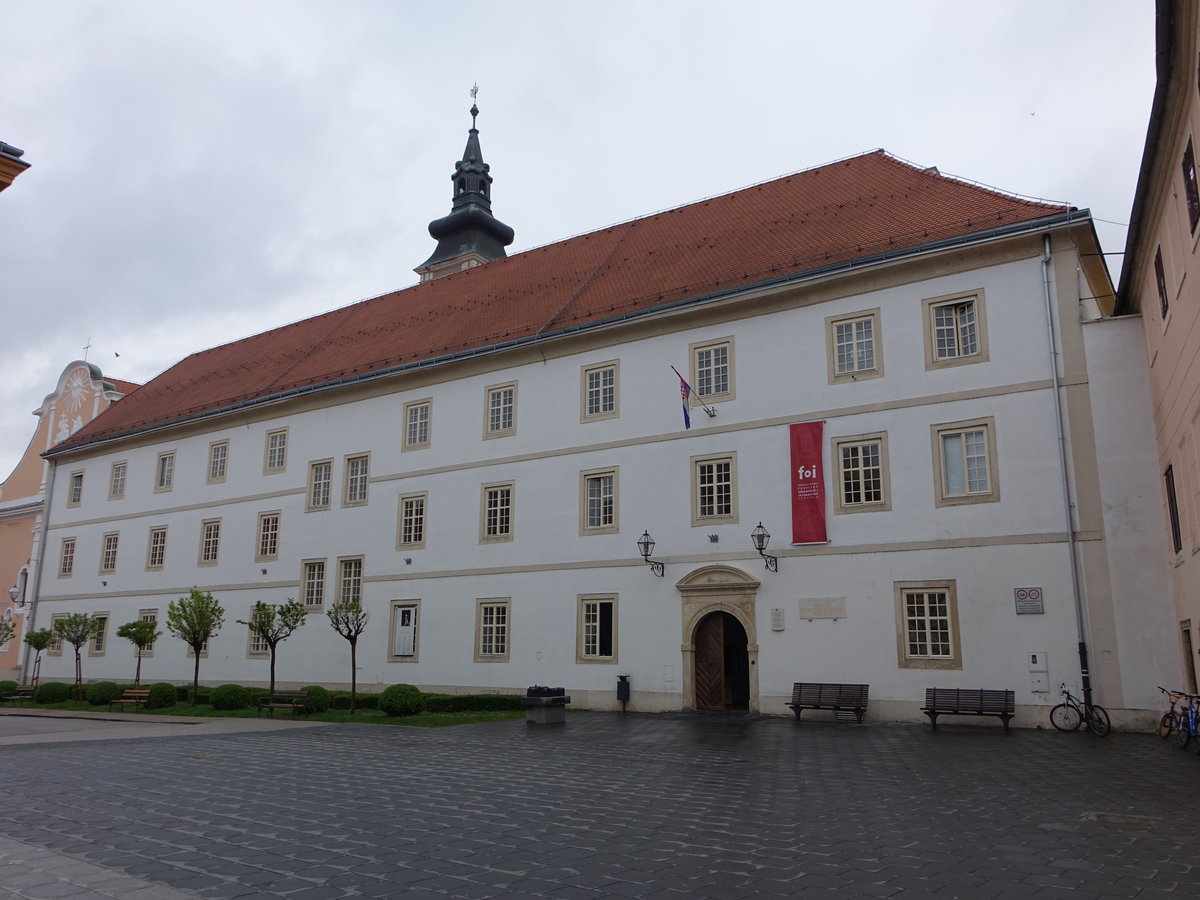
left=694, top=613, right=725, bottom=710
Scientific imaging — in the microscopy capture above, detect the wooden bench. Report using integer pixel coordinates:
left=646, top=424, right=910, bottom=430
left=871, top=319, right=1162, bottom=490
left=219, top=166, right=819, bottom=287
left=0, top=685, right=35, bottom=706
left=787, top=682, right=869, bottom=723
left=922, top=688, right=1015, bottom=734
left=110, top=689, right=151, bottom=711
left=256, top=690, right=309, bottom=717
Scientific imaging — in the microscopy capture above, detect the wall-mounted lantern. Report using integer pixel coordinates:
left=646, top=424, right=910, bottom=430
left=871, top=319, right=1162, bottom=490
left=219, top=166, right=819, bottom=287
left=636, top=530, right=665, bottom=577
left=750, top=522, right=779, bottom=573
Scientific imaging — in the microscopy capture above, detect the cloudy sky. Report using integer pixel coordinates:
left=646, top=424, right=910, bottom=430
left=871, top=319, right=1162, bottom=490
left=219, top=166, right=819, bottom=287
left=0, top=1, right=1156, bottom=480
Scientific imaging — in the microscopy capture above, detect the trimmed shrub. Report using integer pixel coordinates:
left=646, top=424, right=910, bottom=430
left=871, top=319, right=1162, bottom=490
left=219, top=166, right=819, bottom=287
left=302, top=685, right=330, bottom=714
left=146, top=682, right=178, bottom=709
left=330, top=693, right=352, bottom=710
left=210, top=684, right=249, bottom=710
left=424, top=693, right=524, bottom=713
left=85, top=681, right=122, bottom=706
left=355, top=692, right=380, bottom=710
left=379, top=683, right=425, bottom=717
left=34, top=682, right=71, bottom=704
left=0, top=680, right=17, bottom=695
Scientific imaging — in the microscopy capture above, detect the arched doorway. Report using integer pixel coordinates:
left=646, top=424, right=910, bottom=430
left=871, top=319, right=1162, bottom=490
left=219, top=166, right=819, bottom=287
left=677, top=565, right=760, bottom=713
left=693, top=611, right=750, bottom=711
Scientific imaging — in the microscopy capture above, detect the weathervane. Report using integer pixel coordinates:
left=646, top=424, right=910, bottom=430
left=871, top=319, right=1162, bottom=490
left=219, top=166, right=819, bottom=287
left=470, top=83, right=479, bottom=126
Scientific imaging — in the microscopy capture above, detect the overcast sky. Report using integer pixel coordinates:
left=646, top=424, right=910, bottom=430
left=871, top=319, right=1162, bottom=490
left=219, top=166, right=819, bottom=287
left=0, top=1, right=1156, bottom=481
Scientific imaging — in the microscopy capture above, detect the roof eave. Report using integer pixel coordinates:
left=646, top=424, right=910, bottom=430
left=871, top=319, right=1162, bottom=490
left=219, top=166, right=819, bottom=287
left=45, top=207, right=1084, bottom=460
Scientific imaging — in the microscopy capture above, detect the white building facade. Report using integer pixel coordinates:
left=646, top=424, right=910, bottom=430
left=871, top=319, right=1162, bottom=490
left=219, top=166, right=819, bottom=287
left=28, top=149, right=1176, bottom=727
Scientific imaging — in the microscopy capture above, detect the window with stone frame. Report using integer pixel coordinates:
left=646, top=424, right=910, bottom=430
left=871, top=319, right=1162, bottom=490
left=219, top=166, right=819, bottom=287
left=59, top=538, right=76, bottom=577
left=398, top=493, right=427, bottom=548
left=833, top=433, right=890, bottom=513
left=199, top=519, right=221, bottom=565
left=1184, top=137, right=1200, bottom=234
left=932, top=418, right=999, bottom=507
left=89, top=614, right=109, bottom=656
left=484, top=382, right=517, bottom=438
left=343, top=454, right=370, bottom=506
left=480, top=482, right=514, bottom=542
left=1155, top=247, right=1170, bottom=320
left=895, top=581, right=961, bottom=669
left=691, top=453, right=737, bottom=525
left=580, top=469, right=617, bottom=534
left=827, top=309, right=882, bottom=383
left=207, top=441, right=229, bottom=484
left=99, top=532, right=119, bottom=574
left=302, top=560, right=326, bottom=611
left=264, top=428, right=288, bottom=474
left=256, top=511, right=280, bottom=561
left=690, top=338, right=734, bottom=401
left=109, top=462, right=127, bottom=499
left=578, top=595, right=616, bottom=663
left=581, top=361, right=619, bottom=422
left=307, top=460, right=332, bottom=511
left=390, top=601, right=420, bottom=661
left=475, top=599, right=510, bottom=661
left=403, top=399, right=432, bottom=451
left=923, top=291, right=989, bottom=368
left=67, top=471, right=84, bottom=507
left=155, top=452, right=175, bottom=492
left=146, top=526, right=168, bottom=570
left=338, top=556, right=363, bottom=604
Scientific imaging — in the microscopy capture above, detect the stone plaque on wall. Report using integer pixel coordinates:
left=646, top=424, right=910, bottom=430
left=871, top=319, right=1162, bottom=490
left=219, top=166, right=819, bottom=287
left=798, top=597, right=846, bottom=620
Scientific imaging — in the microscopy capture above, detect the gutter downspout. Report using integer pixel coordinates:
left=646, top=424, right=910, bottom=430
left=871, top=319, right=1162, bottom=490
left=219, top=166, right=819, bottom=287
left=1042, top=234, right=1093, bottom=707
left=20, top=459, right=55, bottom=686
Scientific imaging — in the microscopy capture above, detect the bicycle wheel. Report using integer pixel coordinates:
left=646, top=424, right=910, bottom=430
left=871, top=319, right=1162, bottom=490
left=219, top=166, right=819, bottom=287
left=1050, top=704, right=1081, bottom=731
left=1175, top=718, right=1193, bottom=750
left=1087, top=705, right=1111, bottom=736
left=1158, top=711, right=1176, bottom=739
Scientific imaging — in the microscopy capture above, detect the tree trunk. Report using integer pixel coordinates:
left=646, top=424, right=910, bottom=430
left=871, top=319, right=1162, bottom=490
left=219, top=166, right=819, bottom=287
left=74, top=646, right=83, bottom=701
left=269, top=645, right=277, bottom=698
left=192, top=651, right=201, bottom=705
left=134, top=652, right=143, bottom=688
left=350, top=639, right=357, bottom=715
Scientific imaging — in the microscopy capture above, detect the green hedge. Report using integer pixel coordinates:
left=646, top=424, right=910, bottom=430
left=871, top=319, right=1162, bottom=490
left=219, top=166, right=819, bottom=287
left=85, top=681, right=122, bottom=706
left=0, top=680, right=17, bottom=695
left=34, top=682, right=71, bottom=703
left=147, top=682, right=178, bottom=709
left=379, top=684, right=425, bottom=716
left=424, top=693, right=524, bottom=712
left=303, top=685, right=331, bottom=714
left=211, top=684, right=249, bottom=710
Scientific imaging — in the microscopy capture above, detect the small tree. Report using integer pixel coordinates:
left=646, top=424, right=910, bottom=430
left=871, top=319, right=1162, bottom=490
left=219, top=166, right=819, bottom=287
left=0, top=618, right=14, bottom=647
left=53, top=613, right=101, bottom=700
left=23, top=629, right=54, bottom=686
left=327, top=600, right=368, bottom=714
left=116, top=619, right=161, bottom=687
left=166, top=588, right=225, bottom=705
left=238, top=600, right=306, bottom=698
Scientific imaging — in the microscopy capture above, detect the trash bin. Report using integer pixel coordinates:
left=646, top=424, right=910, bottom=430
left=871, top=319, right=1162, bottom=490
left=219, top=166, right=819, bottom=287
left=617, top=675, right=630, bottom=712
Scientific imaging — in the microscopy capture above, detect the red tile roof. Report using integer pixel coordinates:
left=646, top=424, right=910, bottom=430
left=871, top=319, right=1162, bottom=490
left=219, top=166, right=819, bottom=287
left=52, top=150, right=1071, bottom=454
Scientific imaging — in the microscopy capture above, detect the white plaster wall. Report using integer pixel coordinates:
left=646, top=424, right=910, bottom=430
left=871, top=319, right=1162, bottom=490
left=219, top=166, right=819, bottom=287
left=34, top=247, right=1150, bottom=722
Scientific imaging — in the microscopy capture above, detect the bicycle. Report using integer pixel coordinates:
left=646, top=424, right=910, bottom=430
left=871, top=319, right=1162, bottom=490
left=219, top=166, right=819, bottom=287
left=1157, top=685, right=1188, bottom=739
left=1173, top=692, right=1200, bottom=752
left=1049, top=683, right=1111, bottom=736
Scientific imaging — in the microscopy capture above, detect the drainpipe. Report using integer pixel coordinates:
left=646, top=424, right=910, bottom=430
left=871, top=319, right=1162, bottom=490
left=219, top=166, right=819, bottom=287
left=1041, top=234, right=1093, bottom=708
left=19, top=459, right=55, bottom=686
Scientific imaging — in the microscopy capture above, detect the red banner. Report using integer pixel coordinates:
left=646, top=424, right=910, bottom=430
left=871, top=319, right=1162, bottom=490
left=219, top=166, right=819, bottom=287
left=790, top=422, right=827, bottom=544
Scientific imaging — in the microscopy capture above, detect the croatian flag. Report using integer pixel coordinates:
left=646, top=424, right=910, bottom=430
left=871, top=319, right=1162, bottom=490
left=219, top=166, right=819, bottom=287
left=675, top=369, right=693, bottom=430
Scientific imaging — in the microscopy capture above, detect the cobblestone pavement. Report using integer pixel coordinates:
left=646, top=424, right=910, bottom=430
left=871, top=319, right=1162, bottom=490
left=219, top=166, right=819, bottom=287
left=1, top=712, right=1199, bottom=899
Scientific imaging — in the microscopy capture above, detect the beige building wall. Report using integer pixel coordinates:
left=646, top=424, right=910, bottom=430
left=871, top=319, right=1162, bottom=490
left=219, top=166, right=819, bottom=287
left=0, top=362, right=133, bottom=677
left=1119, top=0, right=1200, bottom=692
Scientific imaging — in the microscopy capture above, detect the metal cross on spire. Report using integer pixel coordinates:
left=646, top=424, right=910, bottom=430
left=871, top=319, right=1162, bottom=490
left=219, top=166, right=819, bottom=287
left=470, top=83, right=479, bottom=127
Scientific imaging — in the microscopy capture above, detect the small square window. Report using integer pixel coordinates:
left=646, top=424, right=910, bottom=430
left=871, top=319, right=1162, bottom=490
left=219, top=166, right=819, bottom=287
left=691, top=453, right=737, bottom=525
left=826, top=309, right=883, bottom=384
left=580, top=468, right=618, bottom=535
left=923, top=291, right=989, bottom=369
left=480, top=481, right=515, bottom=542
left=690, top=338, right=734, bottom=402
left=403, top=399, right=432, bottom=451
left=577, top=595, right=617, bottom=663
left=475, top=599, right=510, bottom=662
left=67, top=471, right=84, bottom=507
left=833, top=433, right=890, bottom=514
left=343, top=454, right=370, bottom=506
left=256, top=511, right=280, bottom=561
left=109, top=462, right=127, bottom=500
left=389, top=601, right=420, bottom=662
left=146, top=526, right=168, bottom=570
left=99, top=532, right=120, bottom=574
left=398, top=492, right=427, bottom=549
left=484, top=382, right=517, bottom=438
left=207, top=441, right=229, bottom=484
left=155, top=452, right=175, bottom=493
left=264, top=429, right=288, bottom=474
left=580, top=361, right=619, bottom=422
left=894, top=580, right=962, bottom=670
left=932, top=418, right=999, bottom=507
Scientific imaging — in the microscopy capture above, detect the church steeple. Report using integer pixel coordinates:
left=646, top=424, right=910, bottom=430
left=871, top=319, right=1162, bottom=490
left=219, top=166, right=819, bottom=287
left=415, top=95, right=515, bottom=282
